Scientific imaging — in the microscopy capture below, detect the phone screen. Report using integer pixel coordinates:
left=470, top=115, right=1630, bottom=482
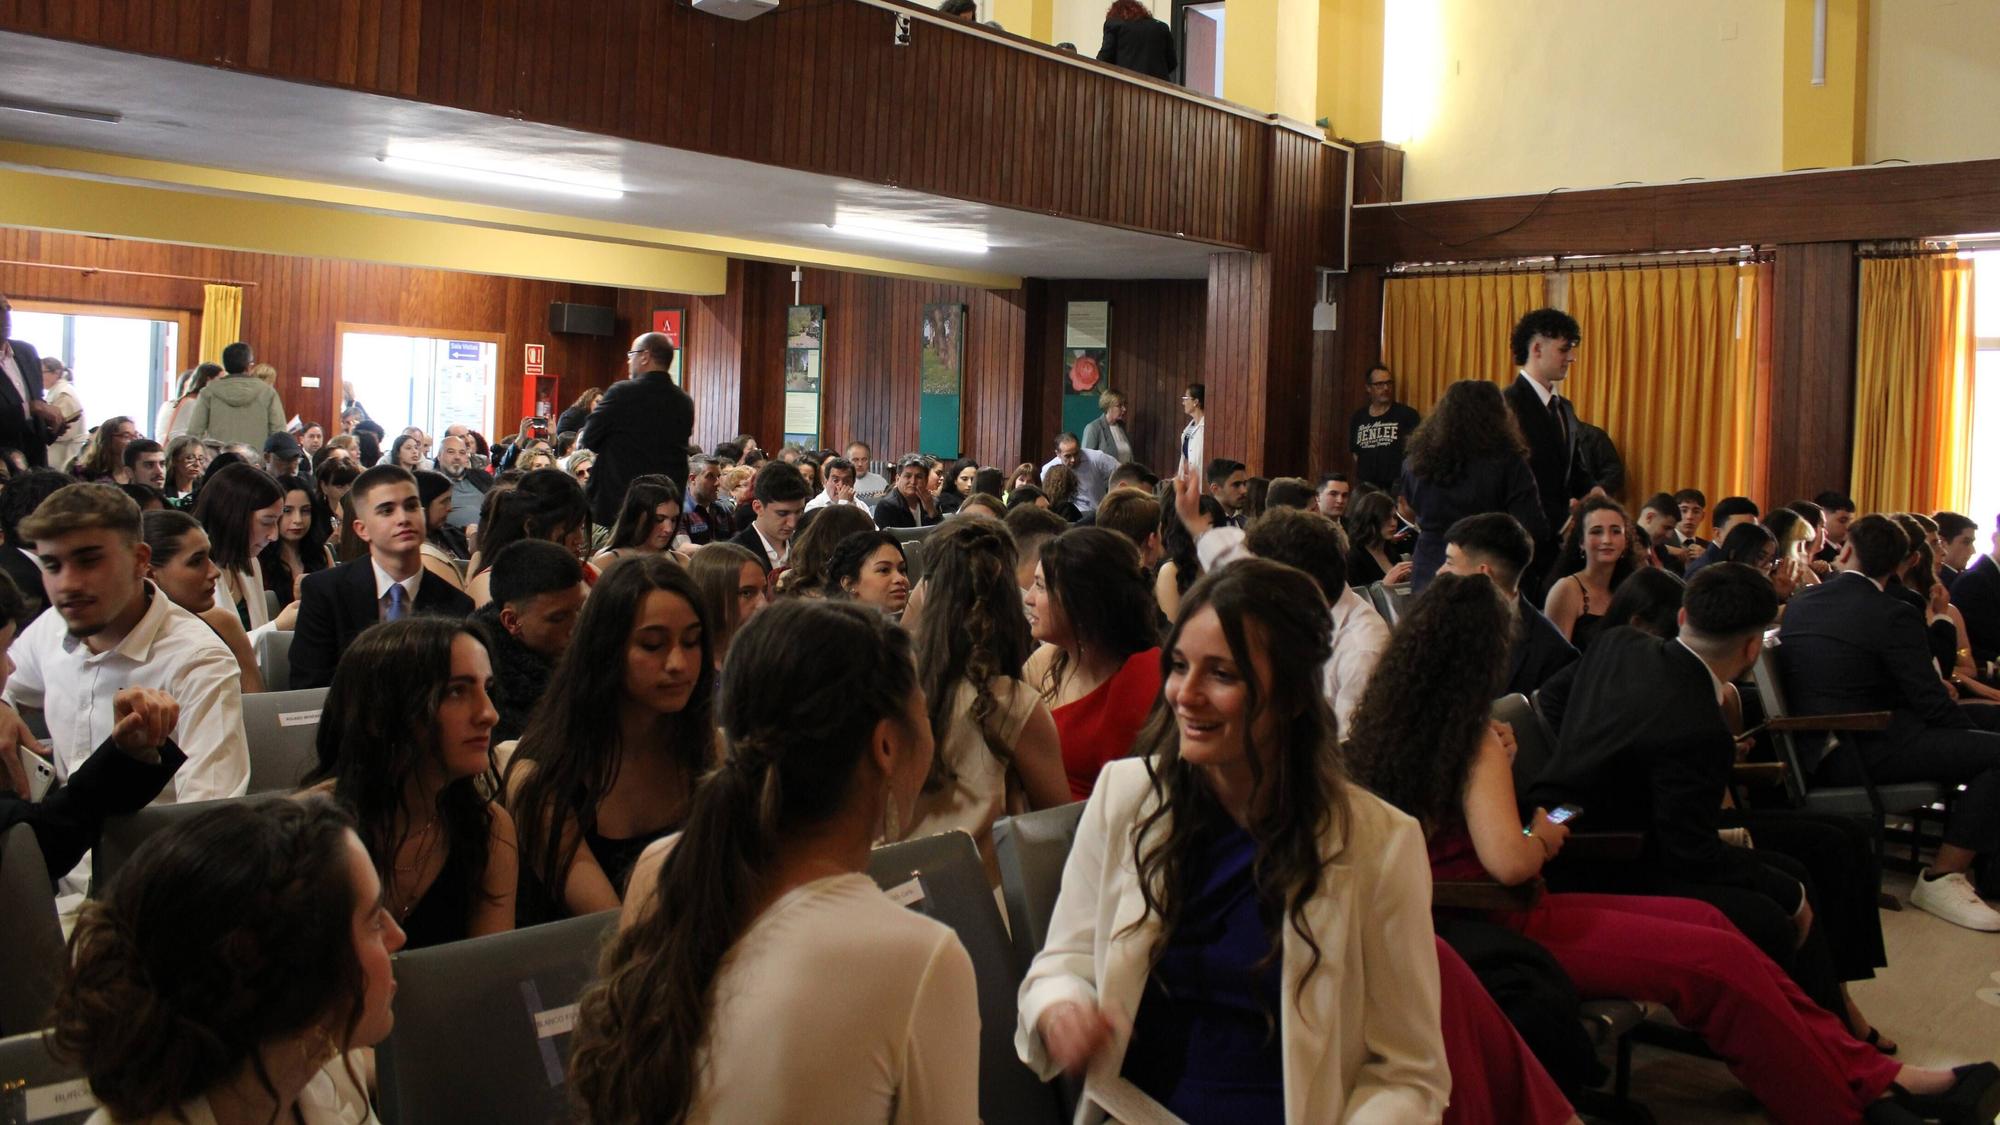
left=1546, top=804, right=1583, bottom=826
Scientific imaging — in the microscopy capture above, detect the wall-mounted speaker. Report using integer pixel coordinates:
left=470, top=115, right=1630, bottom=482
left=548, top=302, right=616, bottom=337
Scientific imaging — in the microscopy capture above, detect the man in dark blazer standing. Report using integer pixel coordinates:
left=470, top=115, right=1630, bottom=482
left=0, top=294, right=67, bottom=467
left=582, top=332, right=694, bottom=531
left=1531, top=564, right=1844, bottom=1013
left=1777, top=514, right=2000, bottom=930
left=291, top=466, right=474, bottom=690
left=1503, top=307, right=1596, bottom=602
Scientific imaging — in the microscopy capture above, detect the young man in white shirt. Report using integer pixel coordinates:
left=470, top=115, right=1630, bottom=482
left=290, top=465, right=474, bottom=689
left=1041, top=433, right=1120, bottom=514
left=4, top=482, right=250, bottom=886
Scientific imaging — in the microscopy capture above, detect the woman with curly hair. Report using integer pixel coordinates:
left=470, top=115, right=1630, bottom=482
left=52, top=798, right=405, bottom=1124
left=1345, top=572, right=1997, bottom=1125
left=1545, top=496, right=1639, bottom=648
left=1041, top=462, right=1083, bottom=522
left=1401, top=379, right=1547, bottom=592
left=774, top=502, right=877, bottom=597
left=824, top=530, right=912, bottom=617
left=570, top=600, right=977, bottom=1124
left=1017, top=559, right=1450, bottom=1119
left=895, top=519, right=1069, bottom=883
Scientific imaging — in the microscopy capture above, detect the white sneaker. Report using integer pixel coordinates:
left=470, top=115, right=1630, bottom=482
left=1910, top=869, right=2000, bottom=932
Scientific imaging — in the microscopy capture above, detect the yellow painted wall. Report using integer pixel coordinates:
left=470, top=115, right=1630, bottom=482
left=1867, top=0, right=2000, bottom=167
left=1051, top=0, right=1107, bottom=52
left=1782, top=0, right=1867, bottom=171
left=1391, top=0, right=1783, bottom=202
left=1320, top=0, right=1384, bottom=139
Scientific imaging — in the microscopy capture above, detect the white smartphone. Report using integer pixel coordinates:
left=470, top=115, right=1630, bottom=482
left=17, top=745, right=55, bottom=801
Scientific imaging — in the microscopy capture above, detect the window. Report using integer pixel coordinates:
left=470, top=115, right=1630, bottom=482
left=7, top=305, right=181, bottom=443
left=336, top=327, right=497, bottom=441
left=1971, top=251, right=2000, bottom=528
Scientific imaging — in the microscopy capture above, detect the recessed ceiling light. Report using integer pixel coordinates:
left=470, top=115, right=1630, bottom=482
left=0, top=96, right=121, bottom=124
left=377, top=153, right=624, bottom=200
left=826, top=217, right=989, bottom=255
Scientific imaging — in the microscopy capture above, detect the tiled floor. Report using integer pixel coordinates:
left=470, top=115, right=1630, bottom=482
left=1600, top=871, right=2000, bottom=1123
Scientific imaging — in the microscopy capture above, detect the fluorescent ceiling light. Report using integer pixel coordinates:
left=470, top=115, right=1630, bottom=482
left=377, top=153, right=624, bottom=200
left=0, top=96, right=120, bottom=124
left=826, top=217, right=989, bottom=255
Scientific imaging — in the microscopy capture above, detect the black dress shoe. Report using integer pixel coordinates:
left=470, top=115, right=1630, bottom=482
left=1890, top=1062, right=2000, bottom=1124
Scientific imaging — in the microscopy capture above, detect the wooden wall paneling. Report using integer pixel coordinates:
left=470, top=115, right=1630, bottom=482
left=1352, top=158, right=2000, bottom=265
left=1027, top=279, right=1208, bottom=474
left=1765, top=242, right=1858, bottom=507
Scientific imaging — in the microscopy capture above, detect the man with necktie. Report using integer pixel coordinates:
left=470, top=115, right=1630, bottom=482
left=290, top=465, right=473, bottom=689
left=1503, top=307, right=1599, bottom=602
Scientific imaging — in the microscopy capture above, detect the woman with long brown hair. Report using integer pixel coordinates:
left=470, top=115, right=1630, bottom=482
left=570, top=600, right=978, bottom=1123
left=1401, top=379, right=1547, bottom=592
left=1545, top=496, right=1640, bottom=648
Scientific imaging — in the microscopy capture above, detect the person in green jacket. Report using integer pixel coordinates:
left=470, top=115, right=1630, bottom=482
left=186, top=341, right=287, bottom=449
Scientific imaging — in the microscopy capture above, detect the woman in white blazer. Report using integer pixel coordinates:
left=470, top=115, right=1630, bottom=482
left=1016, top=559, right=1450, bottom=1123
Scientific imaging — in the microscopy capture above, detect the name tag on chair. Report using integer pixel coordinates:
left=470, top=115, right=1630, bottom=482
left=278, top=710, right=322, bottom=728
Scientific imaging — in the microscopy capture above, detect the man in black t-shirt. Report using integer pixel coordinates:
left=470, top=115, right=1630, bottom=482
left=1348, top=364, right=1420, bottom=491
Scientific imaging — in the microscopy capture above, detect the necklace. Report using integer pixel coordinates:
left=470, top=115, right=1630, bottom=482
left=390, top=811, right=443, bottom=920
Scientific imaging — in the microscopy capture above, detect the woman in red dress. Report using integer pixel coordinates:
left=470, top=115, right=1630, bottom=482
left=1023, top=527, right=1161, bottom=799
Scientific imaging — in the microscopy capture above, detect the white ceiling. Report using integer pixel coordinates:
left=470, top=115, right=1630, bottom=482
left=0, top=31, right=1221, bottom=281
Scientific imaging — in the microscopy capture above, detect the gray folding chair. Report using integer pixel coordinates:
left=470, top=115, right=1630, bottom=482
left=900, top=537, right=927, bottom=584
left=375, top=910, right=618, bottom=1125
left=0, top=826, right=66, bottom=1035
left=0, top=1030, right=96, bottom=1123
left=92, top=795, right=277, bottom=899
left=992, top=802, right=1086, bottom=971
left=1363, top=581, right=1398, bottom=625
left=263, top=589, right=281, bottom=622
left=240, top=687, right=327, bottom=794
left=253, top=628, right=293, bottom=693
left=868, top=831, right=1064, bottom=1125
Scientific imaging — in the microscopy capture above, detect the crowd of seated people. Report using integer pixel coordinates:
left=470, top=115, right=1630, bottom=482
left=10, top=348, right=2000, bottom=1125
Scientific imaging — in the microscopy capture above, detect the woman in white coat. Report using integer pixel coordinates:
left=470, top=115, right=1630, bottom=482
left=1016, top=558, right=1449, bottom=1123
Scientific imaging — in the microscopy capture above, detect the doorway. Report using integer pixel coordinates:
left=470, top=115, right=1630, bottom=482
left=1181, top=3, right=1226, bottom=99
left=7, top=301, right=186, bottom=442
left=335, top=324, right=500, bottom=442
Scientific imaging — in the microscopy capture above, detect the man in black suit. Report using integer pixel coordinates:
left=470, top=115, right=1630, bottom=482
left=728, top=460, right=810, bottom=574
left=1439, top=512, right=1576, bottom=698
left=1502, top=308, right=1596, bottom=601
left=1531, top=564, right=1846, bottom=1014
left=1811, top=491, right=1856, bottom=565
left=872, top=455, right=940, bottom=530
left=581, top=332, right=694, bottom=531
left=1951, top=517, right=2000, bottom=667
left=0, top=470, right=70, bottom=627
left=1778, top=514, right=2000, bottom=930
left=291, top=466, right=474, bottom=690
left=0, top=295, right=67, bottom=468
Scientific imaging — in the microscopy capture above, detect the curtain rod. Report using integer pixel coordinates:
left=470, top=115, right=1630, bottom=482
left=1389, top=249, right=1770, bottom=277
left=0, top=260, right=259, bottom=287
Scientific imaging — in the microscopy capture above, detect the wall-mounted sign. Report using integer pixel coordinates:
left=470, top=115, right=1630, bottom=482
left=524, top=343, right=545, bottom=375
left=784, top=305, right=824, bottom=447
left=1062, top=301, right=1112, bottom=439
left=650, top=308, right=686, bottom=384
left=919, top=303, right=965, bottom=459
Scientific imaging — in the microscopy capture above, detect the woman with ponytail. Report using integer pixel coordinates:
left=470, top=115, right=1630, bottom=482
left=570, top=599, right=977, bottom=1124
left=897, top=519, right=1071, bottom=885
left=53, top=797, right=405, bottom=1124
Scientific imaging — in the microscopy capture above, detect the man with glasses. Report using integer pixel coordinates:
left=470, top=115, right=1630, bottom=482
left=1348, top=364, right=1419, bottom=491
left=581, top=332, right=694, bottom=530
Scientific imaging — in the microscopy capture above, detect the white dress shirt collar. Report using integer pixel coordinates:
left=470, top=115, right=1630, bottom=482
left=371, top=559, right=423, bottom=606
left=1517, top=370, right=1556, bottom=408
left=753, top=522, right=788, bottom=569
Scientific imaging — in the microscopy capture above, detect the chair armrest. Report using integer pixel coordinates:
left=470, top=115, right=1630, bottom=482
left=1765, top=711, right=1892, bottom=733
left=1434, top=878, right=1543, bottom=912
left=1730, top=761, right=1790, bottom=785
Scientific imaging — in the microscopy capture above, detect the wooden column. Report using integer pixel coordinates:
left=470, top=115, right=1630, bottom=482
left=1203, top=129, right=1327, bottom=475
left=1306, top=264, right=1382, bottom=477
left=1766, top=242, right=1858, bottom=506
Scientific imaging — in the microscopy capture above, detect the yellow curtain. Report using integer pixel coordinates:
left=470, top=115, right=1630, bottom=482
left=1565, top=263, right=1765, bottom=507
left=1381, top=272, right=1548, bottom=412
left=1850, top=256, right=1977, bottom=515
left=198, top=284, right=243, bottom=366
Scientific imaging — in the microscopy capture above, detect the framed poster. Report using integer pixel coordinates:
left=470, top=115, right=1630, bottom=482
left=1061, top=301, right=1112, bottom=439
left=918, top=302, right=965, bottom=459
left=783, top=305, right=824, bottom=447
left=650, top=308, right=686, bottom=384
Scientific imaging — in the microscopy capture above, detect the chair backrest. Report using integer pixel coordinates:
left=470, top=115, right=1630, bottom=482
left=1491, top=692, right=1557, bottom=797
left=1751, top=647, right=1816, bottom=802
left=900, top=536, right=927, bottom=584
left=887, top=522, right=940, bottom=546
left=252, top=627, right=293, bottom=693
left=263, top=588, right=281, bottom=621
left=0, top=826, right=66, bottom=1036
left=1364, top=581, right=1397, bottom=625
left=92, top=795, right=279, bottom=899
left=375, top=910, right=617, bottom=1125
left=992, top=802, right=1086, bottom=971
left=240, top=687, right=328, bottom=794
left=0, top=1030, right=96, bottom=1124
left=867, top=831, right=1064, bottom=1125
